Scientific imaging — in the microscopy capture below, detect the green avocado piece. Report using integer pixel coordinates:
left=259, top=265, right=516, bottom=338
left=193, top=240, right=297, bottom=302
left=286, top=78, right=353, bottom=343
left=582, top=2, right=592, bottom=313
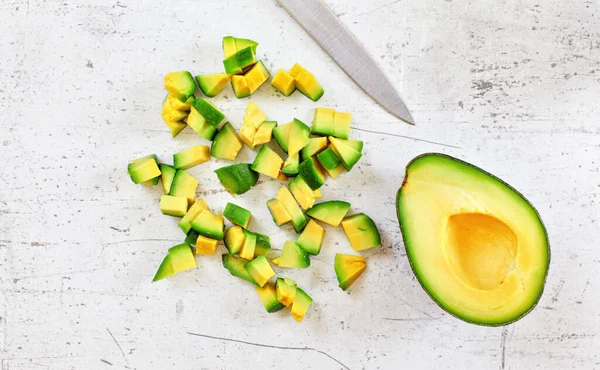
left=296, top=219, right=325, bottom=255
left=301, top=137, right=329, bottom=160
left=311, top=108, right=335, bottom=137
left=191, top=210, right=225, bottom=240
left=298, top=157, right=325, bottom=190
left=222, top=254, right=257, bottom=285
left=131, top=154, right=160, bottom=186
left=214, top=163, right=259, bottom=195
left=288, top=118, right=310, bottom=156
left=223, top=202, right=252, bottom=229
left=282, top=152, right=300, bottom=177
left=254, top=233, right=271, bottom=257
left=290, top=288, right=313, bottom=322
left=223, top=47, right=256, bottom=75
left=127, top=156, right=161, bottom=184
left=235, top=37, right=258, bottom=54
left=169, top=170, right=198, bottom=204
left=316, top=147, right=342, bottom=170
left=152, top=254, right=175, bottom=282
left=159, top=164, right=176, bottom=194
left=341, top=213, right=381, bottom=251
left=187, top=107, right=218, bottom=140
left=164, top=71, right=196, bottom=100
left=179, top=199, right=209, bottom=234
left=342, top=139, right=364, bottom=152
left=272, top=241, right=310, bottom=269
left=191, top=98, right=225, bottom=127
left=159, top=195, right=188, bottom=217
left=272, top=121, right=292, bottom=153
left=276, top=186, right=308, bottom=233
left=168, top=243, right=196, bottom=273
left=329, top=137, right=362, bottom=171
left=195, top=73, right=230, bottom=97
left=224, top=225, right=246, bottom=255
left=185, top=229, right=200, bottom=246
left=222, top=36, right=237, bottom=58
left=397, top=153, right=550, bottom=326
left=332, top=111, right=352, bottom=139
left=173, top=145, right=211, bottom=170
left=239, top=230, right=257, bottom=260
left=305, top=200, right=351, bottom=227
left=251, top=145, right=284, bottom=179
left=211, top=122, right=243, bottom=161
left=335, top=253, right=367, bottom=291
left=289, top=64, right=324, bottom=102
left=244, top=255, right=276, bottom=287
left=255, top=283, right=284, bottom=313
left=276, top=277, right=297, bottom=307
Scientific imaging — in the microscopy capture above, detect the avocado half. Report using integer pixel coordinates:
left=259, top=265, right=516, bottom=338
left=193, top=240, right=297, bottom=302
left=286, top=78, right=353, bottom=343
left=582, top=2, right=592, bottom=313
left=396, top=153, right=550, bottom=326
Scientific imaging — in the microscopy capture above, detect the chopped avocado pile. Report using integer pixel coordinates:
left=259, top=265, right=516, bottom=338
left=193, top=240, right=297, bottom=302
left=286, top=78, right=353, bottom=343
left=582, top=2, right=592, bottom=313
left=128, top=35, right=385, bottom=324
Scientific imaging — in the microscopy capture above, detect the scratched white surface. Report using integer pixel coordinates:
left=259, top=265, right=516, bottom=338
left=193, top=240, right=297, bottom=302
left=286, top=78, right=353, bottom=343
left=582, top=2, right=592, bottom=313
left=1, top=0, right=599, bottom=369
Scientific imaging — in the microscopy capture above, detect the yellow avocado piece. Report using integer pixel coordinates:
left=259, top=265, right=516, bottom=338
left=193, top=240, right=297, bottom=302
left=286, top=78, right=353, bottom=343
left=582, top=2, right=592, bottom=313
left=239, top=124, right=257, bottom=150
left=245, top=256, right=275, bottom=287
left=179, top=199, right=210, bottom=234
left=224, top=225, right=246, bottom=255
left=332, top=111, right=352, bottom=139
left=159, top=195, right=189, bottom=217
left=194, top=235, right=219, bottom=255
left=290, top=288, right=312, bottom=322
left=162, top=99, right=188, bottom=122
left=271, top=68, right=296, bottom=96
left=244, top=61, right=270, bottom=94
left=168, top=94, right=194, bottom=111
left=289, top=176, right=316, bottom=210
left=231, top=75, right=251, bottom=98
left=276, top=278, right=297, bottom=307
left=397, top=154, right=550, bottom=325
left=253, top=121, right=276, bottom=146
left=239, top=230, right=257, bottom=260
left=243, top=102, right=267, bottom=128
left=164, top=120, right=187, bottom=138
left=267, top=198, right=292, bottom=226
left=288, top=63, right=304, bottom=78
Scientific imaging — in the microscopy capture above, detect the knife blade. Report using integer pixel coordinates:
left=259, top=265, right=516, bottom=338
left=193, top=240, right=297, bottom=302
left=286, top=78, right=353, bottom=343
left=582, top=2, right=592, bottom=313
left=276, top=0, right=414, bottom=125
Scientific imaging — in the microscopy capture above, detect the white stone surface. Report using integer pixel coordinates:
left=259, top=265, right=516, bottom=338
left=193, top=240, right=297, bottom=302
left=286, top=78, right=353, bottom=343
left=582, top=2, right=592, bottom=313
left=1, top=0, right=599, bottom=369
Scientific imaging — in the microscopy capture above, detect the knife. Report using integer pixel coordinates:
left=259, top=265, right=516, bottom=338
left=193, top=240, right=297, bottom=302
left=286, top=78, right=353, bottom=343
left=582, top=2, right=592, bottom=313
left=276, top=0, right=414, bottom=125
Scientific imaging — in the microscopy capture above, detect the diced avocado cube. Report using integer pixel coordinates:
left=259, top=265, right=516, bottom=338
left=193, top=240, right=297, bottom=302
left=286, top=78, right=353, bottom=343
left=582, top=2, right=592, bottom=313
left=244, top=255, right=275, bottom=287
left=289, top=176, right=317, bottom=210
left=288, top=118, right=310, bottom=156
left=187, top=107, right=217, bottom=140
left=244, top=61, right=270, bottom=94
left=222, top=36, right=237, bottom=59
left=251, top=145, right=284, bottom=179
left=239, top=229, right=257, bottom=260
left=168, top=94, right=194, bottom=112
left=214, top=163, right=259, bottom=195
left=254, top=234, right=271, bottom=257
left=240, top=124, right=258, bottom=150
left=191, top=98, right=225, bottom=128
left=191, top=209, right=225, bottom=240
left=231, top=75, right=251, bottom=98
left=332, top=111, right=352, bottom=139
left=132, top=154, right=160, bottom=186
left=282, top=152, right=300, bottom=176
left=222, top=254, right=257, bottom=285
left=341, top=213, right=381, bottom=251
left=152, top=254, right=174, bottom=282
left=169, top=170, right=198, bottom=204
left=253, top=121, right=277, bottom=147
left=276, top=277, right=297, bottom=307
left=127, top=157, right=161, bottom=184
left=276, top=186, right=308, bottom=233
left=243, top=102, right=267, bottom=128
left=168, top=243, right=197, bottom=273
left=288, top=64, right=324, bottom=102
left=223, top=202, right=252, bottom=229
left=311, top=108, right=335, bottom=136
left=196, top=73, right=231, bottom=97
left=291, top=288, right=313, bottom=322
left=335, top=253, right=367, bottom=291
left=173, top=145, right=211, bottom=170
left=317, top=147, right=345, bottom=179
left=194, top=235, right=219, bottom=255
left=164, top=119, right=187, bottom=138
left=271, top=241, right=310, bottom=269
left=296, top=219, right=325, bottom=255
left=272, top=121, right=292, bottom=153
left=301, top=137, right=328, bottom=160
left=162, top=99, right=189, bottom=122
left=224, top=225, right=246, bottom=255
left=164, top=71, right=196, bottom=100
left=267, top=198, right=292, bottom=226
left=271, top=68, right=296, bottom=96
left=329, top=137, right=362, bottom=170
left=179, top=199, right=209, bottom=234
left=211, top=122, right=243, bottom=161
left=223, top=47, right=256, bottom=75
left=305, top=200, right=351, bottom=227
left=159, top=195, right=188, bottom=217
left=234, top=37, right=258, bottom=54
left=185, top=229, right=200, bottom=246
left=159, top=164, right=176, bottom=194
left=255, top=283, right=284, bottom=313
left=343, top=139, right=364, bottom=152
left=298, top=157, right=326, bottom=190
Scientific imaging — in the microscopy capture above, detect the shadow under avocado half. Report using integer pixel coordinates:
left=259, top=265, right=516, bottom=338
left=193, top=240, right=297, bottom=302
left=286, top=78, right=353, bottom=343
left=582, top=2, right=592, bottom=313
left=396, top=153, right=550, bottom=326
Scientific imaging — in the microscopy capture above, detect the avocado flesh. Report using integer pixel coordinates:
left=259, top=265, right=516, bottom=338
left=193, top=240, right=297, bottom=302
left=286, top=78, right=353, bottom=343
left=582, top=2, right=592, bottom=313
left=397, top=153, right=550, bottom=326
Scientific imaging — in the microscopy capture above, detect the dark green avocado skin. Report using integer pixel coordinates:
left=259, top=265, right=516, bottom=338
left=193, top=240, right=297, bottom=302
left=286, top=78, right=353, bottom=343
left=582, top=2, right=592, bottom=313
left=396, top=153, right=551, bottom=326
